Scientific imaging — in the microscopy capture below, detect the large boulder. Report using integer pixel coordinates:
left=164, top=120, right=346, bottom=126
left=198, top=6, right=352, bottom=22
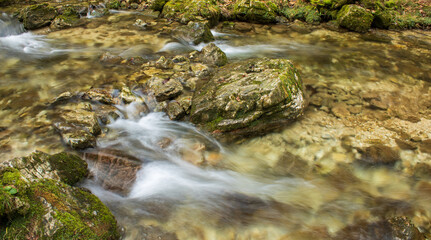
left=21, top=3, right=58, bottom=30
left=0, top=152, right=120, bottom=240
left=162, top=0, right=221, bottom=25
left=50, top=5, right=86, bottom=30
left=172, top=21, right=214, bottom=45
left=190, top=58, right=306, bottom=139
left=337, top=4, right=374, bottom=33
left=234, top=0, right=279, bottom=23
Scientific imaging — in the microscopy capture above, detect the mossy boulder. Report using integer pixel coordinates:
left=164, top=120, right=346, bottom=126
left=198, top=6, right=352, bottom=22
left=148, top=0, right=169, bottom=11
left=172, top=21, right=214, bottom=45
left=0, top=152, right=119, bottom=240
left=0, top=151, right=88, bottom=185
left=162, top=0, right=221, bottom=25
left=337, top=4, right=374, bottom=32
left=233, top=0, right=279, bottom=23
left=282, top=5, right=321, bottom=24
left=373, top=10, right=395, bottom=29
left=21, top=3, right=58, bottom=30
left=309, top=0, right=353, bottom=9
left=190, top=58, right=306, bottom=139
left=50, top=5, right=85, bottom=30
left=359, top=0, right=384, bottom=10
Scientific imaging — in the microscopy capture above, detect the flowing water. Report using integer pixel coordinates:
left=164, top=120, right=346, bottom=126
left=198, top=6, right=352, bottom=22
left=1, top=10, right=431, bottom=239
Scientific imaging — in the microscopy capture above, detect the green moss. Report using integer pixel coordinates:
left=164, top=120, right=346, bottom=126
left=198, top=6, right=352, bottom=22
left=373, top=9, right=395, bottom=28
left=47, top=152, right=88, bottom=185
left=106, top=0, right=121, bottom=9
left=2, top=179, right=119, bottom=240
left=234, top=0, right=279, bottom=23
left=337, top=4, right=374, bottom=32
left=162, top=0, right=221, bottom=25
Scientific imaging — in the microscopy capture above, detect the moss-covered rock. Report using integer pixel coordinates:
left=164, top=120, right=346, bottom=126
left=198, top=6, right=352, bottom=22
left=373, top=9, right=395, bottom=29
left=172, top=21, right=214, bottom=45
left=148, top=0, right=169, bottom=11
left=21, top=3, right=58, bottom=30
left=309, top=0, right=353, bottom=9
left=233, top=0, right=279, bottom=23
left=190, top=58, right=306, bottom=139
left=282, top=5, right=321, bottom=24
left=0, top=152, right=119, bottom=240
left=0, top=151, right=88, bottom=185
left=162, top=0, right=220, bottom=25
left=359, top=0, right=384, bottom=10
left=106, top=0, right=121, bottom=9
left=51, top=5, right=85, bottom=30
left=337, top=4, right=373, bottom=32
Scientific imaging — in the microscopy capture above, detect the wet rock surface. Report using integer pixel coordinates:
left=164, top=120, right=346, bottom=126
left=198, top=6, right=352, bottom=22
left=21, top=3, right=57, bottom=30
left=83, top=148, right=143, bottom=196
left=191, top=58, right=306, bottom=139
left=0, top=151, right=119, bottom=239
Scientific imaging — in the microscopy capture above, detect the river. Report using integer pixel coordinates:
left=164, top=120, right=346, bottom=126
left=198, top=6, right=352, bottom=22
left=1, top=10, right=431, bottom=239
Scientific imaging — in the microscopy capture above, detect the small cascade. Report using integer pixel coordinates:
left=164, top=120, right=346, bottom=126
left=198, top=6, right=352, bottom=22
left=0, top=13, right=25, bottom=37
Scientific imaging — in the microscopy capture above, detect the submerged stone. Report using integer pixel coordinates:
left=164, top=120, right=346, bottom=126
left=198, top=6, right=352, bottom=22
left=191, top=58, right=306, bottom=139
left=83, top=149, right=142, bottom=196
left=356, top=144, right=400, bottom=166
left=337, top=4, right=373, bottom=33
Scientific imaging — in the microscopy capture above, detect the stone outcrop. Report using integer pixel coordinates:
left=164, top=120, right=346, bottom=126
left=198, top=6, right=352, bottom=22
left=0, top=151, right=120, bottom=240
left=337, top=4, right=374, bottom=32
left=21, top=3, right=58, bottom=30
left=234, top=0, right=278, bottom=23
left=191, top=58, right=306, bottom=139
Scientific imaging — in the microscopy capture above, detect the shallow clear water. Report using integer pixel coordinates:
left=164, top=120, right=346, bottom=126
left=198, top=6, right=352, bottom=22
left=1, top=10, right=431, bottom=239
